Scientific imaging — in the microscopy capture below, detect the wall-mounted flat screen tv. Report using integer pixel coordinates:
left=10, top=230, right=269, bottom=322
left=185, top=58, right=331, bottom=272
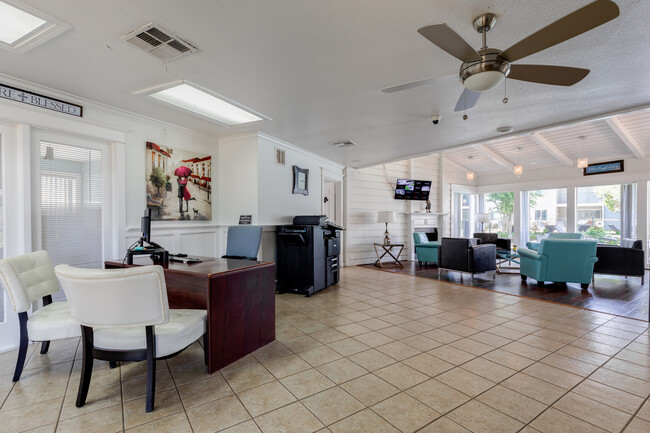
left=394, top=179, right=431, bottom=200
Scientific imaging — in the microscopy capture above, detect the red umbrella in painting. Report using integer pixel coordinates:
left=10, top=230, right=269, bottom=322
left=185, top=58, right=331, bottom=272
left=174, top=166, right=192, bottom=177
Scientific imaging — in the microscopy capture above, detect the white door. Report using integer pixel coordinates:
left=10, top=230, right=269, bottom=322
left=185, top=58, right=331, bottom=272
left=32, top=130, right=114, bottom=301
left=323, top=181, right=335, bottom=222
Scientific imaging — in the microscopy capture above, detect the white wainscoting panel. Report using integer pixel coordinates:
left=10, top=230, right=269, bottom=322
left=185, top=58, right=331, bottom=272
left=124, top=224, right=278, bottom=262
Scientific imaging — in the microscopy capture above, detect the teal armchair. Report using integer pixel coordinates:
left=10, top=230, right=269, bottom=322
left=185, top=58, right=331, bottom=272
left=519, top=238, right=598, bottom=289
left=526, top=232, right=584, bottom=251
left=413, top=233, right=440, bottom=266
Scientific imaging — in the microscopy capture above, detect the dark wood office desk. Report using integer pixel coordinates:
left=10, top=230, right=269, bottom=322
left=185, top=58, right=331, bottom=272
left=105, top=256, right=275, bottom=373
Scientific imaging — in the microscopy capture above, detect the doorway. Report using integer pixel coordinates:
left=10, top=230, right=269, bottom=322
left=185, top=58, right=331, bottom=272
left=32, top=130, right=114, bottom=302
left=323, top=179, right=342, bottom=225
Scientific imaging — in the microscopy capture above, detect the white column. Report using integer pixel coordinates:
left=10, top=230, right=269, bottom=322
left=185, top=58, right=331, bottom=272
left=513, top=190, right=521, bottom=248
left=567, top=186, right=577, bottom=233
left=636, top=181, right=648, bottom=265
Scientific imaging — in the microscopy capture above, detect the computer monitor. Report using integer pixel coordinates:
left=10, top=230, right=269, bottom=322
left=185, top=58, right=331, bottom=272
left=140, top=208, right=151, bottom=246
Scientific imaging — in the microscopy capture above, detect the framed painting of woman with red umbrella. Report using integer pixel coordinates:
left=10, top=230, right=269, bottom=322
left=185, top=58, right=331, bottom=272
left=145, top=141, right=212, bottom=221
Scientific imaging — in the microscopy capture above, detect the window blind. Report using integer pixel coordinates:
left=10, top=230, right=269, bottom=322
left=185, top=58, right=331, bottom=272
left=40, top=141, right=103, bottom=301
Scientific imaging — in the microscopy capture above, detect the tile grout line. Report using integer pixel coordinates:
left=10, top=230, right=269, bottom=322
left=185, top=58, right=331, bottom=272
left=164, top=356, right=195, bottom=433
left=321, top=282, right=646, bottom=432
left=55, top=337, right=80, bottom=432
left=360, top=264, right=650, bottom=324
left=284, top=279, right=586, bottom=432
left=518, top=323, right=648, bottom=432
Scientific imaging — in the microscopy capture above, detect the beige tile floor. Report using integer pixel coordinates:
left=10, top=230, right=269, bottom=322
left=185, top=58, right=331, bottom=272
left=1, top=266, right=649, bottom=432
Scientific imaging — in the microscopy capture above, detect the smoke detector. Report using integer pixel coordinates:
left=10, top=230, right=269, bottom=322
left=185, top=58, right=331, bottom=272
left=122, top=23, right=198, bottom=62
left=330, top=140, right=357, bottom=148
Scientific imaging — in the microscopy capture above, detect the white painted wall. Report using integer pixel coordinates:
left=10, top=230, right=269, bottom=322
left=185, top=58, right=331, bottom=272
left=218, top=133, right=259, bottom=225
left=257, top=134, right=342, bottom=225
left=344, top=155, right=440, bottom=266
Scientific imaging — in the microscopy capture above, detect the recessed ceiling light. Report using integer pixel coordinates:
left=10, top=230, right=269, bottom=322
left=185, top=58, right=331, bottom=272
left=0, top=1, right=69, bottom=52
left=136, top=80, right=269, bottom=126
left=496, top=126, right=514, bottom=134
left=0, top=1, right=45, bottom=44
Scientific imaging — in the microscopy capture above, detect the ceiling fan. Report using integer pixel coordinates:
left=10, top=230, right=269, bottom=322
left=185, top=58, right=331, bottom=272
left=382, top=0, right=620, bottom=113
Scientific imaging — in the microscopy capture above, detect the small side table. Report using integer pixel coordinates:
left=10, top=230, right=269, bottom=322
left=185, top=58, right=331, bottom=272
left=373, top=243, right=405, bottom=268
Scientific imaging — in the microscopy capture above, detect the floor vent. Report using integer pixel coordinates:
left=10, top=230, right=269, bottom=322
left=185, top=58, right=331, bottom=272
left=122, top=23, right=198, bottom=62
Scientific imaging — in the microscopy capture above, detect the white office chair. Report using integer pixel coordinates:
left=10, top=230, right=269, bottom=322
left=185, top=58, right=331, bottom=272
left=0, top=250, right=81, bottom=382
left=55, top=264, right=207, bottom=412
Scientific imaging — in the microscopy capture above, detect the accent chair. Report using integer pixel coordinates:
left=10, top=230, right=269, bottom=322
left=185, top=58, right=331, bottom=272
left=525, top=232, right=584, bottom=251
left=439, top=237, right=496, bottom=281
left=0, top=250, right=80, bottom=381
left=518, top=238, right=598, bottom=289
left=413, top=232, right=440, bottom=266
left=594, top=238, right=645, bottom=285
left=472, top=232, right=512, bottom=251
left=55, top=264, right=207, bottom=412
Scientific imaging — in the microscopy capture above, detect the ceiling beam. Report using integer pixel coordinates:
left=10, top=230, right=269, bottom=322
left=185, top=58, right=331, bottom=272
left=530, top=133, right=573, bottom=167
left=605, top=117, right=646, bottom=159
left=473, top=144, right=513, bottom=172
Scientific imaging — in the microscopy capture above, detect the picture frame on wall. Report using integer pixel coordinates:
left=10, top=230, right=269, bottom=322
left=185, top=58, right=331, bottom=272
left=145, top=141, right=212, bottom=220
left=293, top=165, right=309, bottom=195
left=583, top=159, right=624, bottom=176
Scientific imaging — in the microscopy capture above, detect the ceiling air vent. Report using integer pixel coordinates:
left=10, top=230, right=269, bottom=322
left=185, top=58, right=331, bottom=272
left=330, top=140, right=357, bottom=148
left=122, top=23, right=198, bottom=62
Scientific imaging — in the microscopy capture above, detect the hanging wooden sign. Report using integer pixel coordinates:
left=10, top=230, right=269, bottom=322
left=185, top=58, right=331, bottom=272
left=0, top=83, right=83, bottom=117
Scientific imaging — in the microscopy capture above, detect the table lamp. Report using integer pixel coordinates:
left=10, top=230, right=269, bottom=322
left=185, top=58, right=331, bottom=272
left=377, top=211, right=396, bottom=245
left=476, top=213, right=491, bottom=232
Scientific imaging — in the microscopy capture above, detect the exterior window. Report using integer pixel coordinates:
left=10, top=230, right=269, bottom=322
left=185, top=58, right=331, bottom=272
left=576, top=184, right=636, bottom=245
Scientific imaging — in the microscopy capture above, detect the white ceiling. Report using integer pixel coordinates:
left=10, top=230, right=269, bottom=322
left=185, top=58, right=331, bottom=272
left=442, top=108, right=649, bottom=176
left=2, top=0, right=650, bottom=169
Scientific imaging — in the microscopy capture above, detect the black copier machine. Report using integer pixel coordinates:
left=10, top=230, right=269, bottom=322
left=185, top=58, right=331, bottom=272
left=276, top=215, right=345, bottom=296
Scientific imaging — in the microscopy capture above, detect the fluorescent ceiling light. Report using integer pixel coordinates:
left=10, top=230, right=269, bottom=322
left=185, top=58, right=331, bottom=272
left=140, top=81, right=266, bottom=126
left=0, top=1, right=46, bottom=44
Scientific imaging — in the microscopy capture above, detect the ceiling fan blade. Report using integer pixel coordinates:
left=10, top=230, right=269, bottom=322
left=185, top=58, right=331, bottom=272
left=508, top=65, right=590, bottom=86
left=382, top=76, right=440, bottom=93
left=418, top=24, right=481, bottom=63
left=454, top=88, right=481, bottom=112
left=500, top=0, right=619, bottom=63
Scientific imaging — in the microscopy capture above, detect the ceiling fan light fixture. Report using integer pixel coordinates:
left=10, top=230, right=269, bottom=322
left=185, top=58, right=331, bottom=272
left=463, top=70, right=505, bottom=92
left=460, top=51, right=510, bottom=92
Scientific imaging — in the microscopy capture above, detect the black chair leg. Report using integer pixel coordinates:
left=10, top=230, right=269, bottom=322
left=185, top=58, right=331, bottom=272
left=145, top=326, right=156, bottom=413
left=77, top=326, right=95, bottom=408
left=109, top=361, right=117, bottom=369
left=39, top=295, right=53, bottom=356
left=203, top=333, right=209, bottom=366
left=13, top=312, right=29, bottom=382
